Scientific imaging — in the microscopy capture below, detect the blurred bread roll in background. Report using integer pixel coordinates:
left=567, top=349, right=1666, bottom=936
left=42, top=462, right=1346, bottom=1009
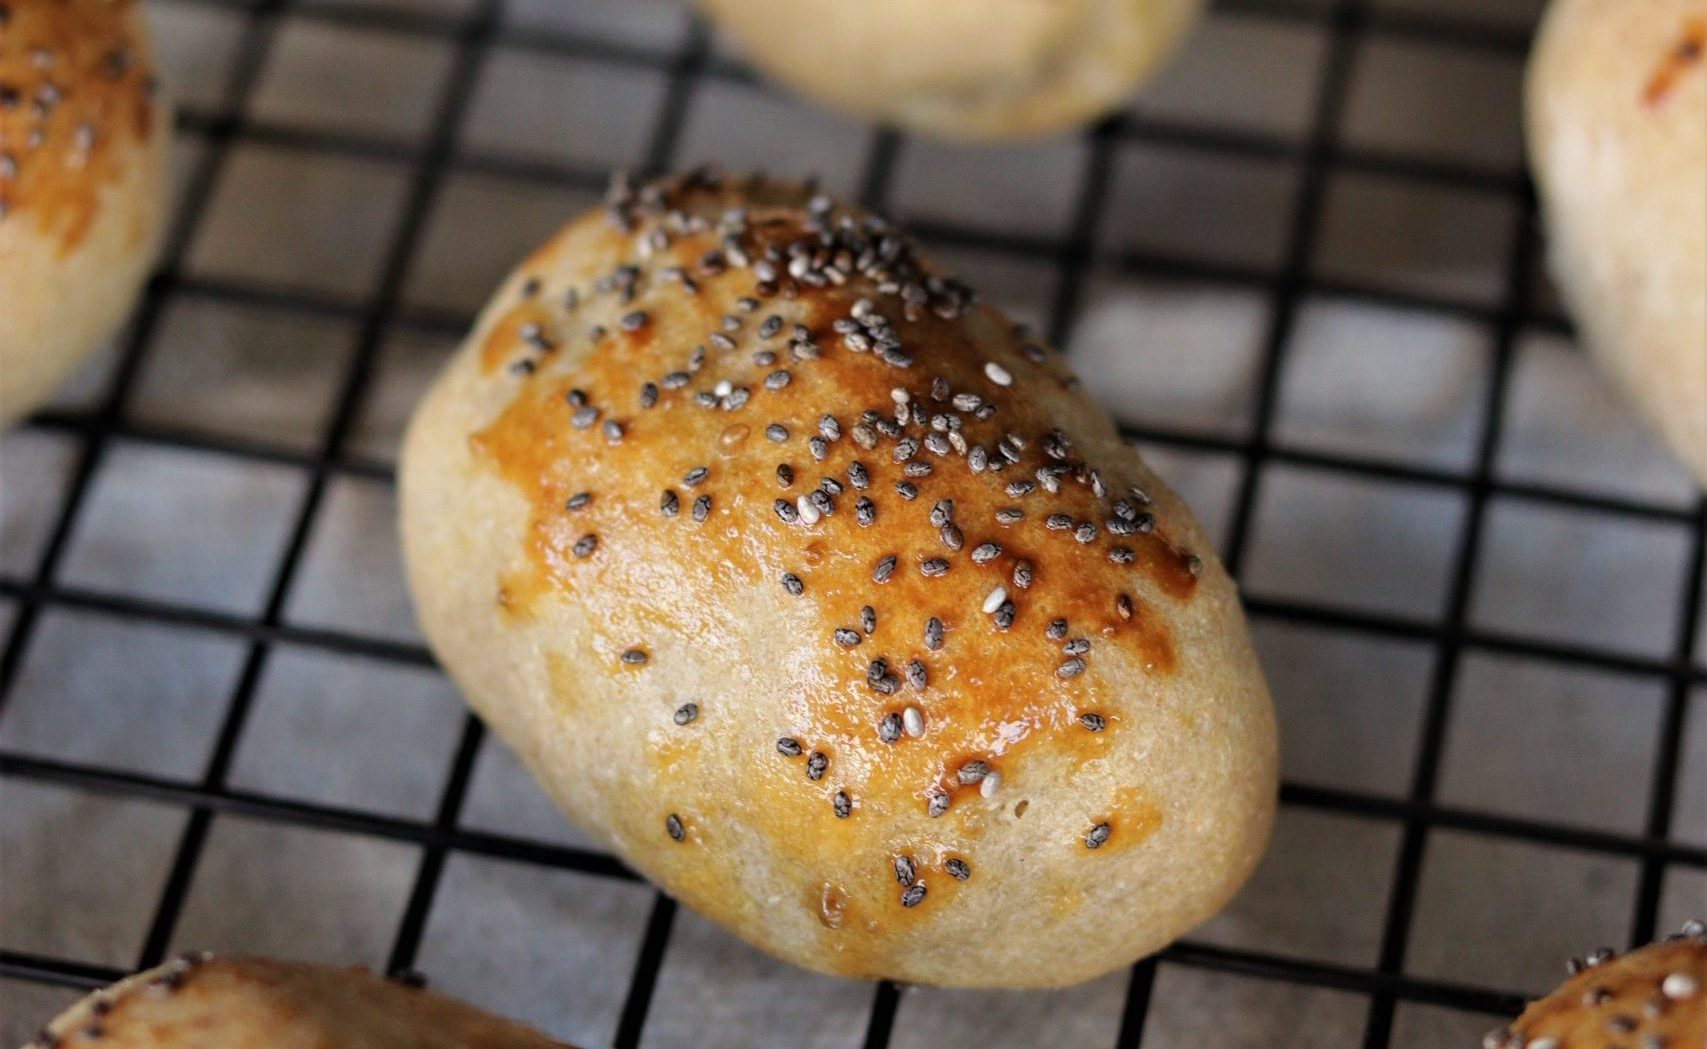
left=0, top=0, right=170, bottom=427
left=400, top=171, right=1276, bottom=988
left=1526, top=0, right=1707, bottom=486
left=694, top=0, right=1204, bottom=140
left=24, top=954, right=576, bottom=1049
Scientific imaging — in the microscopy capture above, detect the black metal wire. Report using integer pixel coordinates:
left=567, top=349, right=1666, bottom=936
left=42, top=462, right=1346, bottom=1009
left=1355, top=119, right=1541, bottom=1049
left=4, top=0, right=1705, bottom=1046
left=1119, top=2, right=1367, bottom=1040
left=0, top=0, right=293, bottom=723
left=1628, top=484, right=1707, bottom=949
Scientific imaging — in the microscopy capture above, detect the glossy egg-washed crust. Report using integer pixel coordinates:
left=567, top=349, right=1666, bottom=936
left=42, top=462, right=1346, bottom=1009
left=693, top=0, right=1203, bottom=140
left=1525, top=0, right=1707, bottom=486
left=23, top=954, right=576, bottom=1049
left=0, top=0, right=169, bottom=425
left=400, top=171, right=1277, bottom=988
left=1482, top=923, right=1706, bottom=1049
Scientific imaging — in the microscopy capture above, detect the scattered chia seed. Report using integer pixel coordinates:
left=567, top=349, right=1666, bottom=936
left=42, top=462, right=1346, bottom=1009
left=893, top=855, right=916, bottom=886
left=878, top=712, right=903, bottom=743
left=873, top=555, right=898, bottom=583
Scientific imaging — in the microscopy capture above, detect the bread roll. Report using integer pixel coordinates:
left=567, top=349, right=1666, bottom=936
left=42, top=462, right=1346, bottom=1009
left=22, top=954, right=574, bottom=1048
left=0, top=0, right=170, bottom=428
left=1526, top=0, right=1707, bottom=486
left=1481, top=922, right=1705, bottom=1049
left=693, top=0, right=1203, bottom=140
left=399, top=171, right=1277, bottom=988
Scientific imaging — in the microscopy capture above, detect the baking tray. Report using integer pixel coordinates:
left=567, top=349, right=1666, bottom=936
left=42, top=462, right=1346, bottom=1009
left=1, top=0, right=1703, bottom=1045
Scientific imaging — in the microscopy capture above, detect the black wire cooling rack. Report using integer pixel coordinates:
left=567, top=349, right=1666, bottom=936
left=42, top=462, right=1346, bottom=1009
left=1, top=0, right=1704, bottom=1046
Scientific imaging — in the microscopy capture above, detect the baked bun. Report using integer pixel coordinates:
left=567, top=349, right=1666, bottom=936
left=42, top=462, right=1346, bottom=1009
left=1482, top=921, right=1705, bottom=1049
left=399, top=171, right=1277, bottom=988
left=1525, top=0, right=1707, bottom=486
left=0, top=0, right=170, bottom=428
left=22, top=953, right=574, bottom=1048
left=693, top=0, right=1204, bottom=140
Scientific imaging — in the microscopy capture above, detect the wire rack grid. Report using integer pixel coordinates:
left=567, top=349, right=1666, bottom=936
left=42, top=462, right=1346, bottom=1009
left=1, top=0, right=1704, bottom=1046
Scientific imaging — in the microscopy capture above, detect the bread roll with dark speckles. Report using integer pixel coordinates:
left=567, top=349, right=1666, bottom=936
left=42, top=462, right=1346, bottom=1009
left=1526, top=0, right=1707, bottom=486
left=1481, top=921, right=1705, bottom=1049
left=694, top=0, right=1204, bottom=140
left=399, top=171, right=1278, bottom=988
left=22, top=954, right=574, bottom=1048
left=0, top=0, right=171, bottom=428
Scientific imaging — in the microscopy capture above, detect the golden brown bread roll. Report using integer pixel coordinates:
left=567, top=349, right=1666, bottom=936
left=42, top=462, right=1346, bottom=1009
left=693, top=0, right=1204, bottom=140
left=399, top=171, right=1277, bottom=988
left=1525, top=0, right=1707, bottom=486
left=0, top=0, right=170, bottom=428
left=22, top=954, right=575, bottom=1048
left=1482, top=922, right=1705, bottom=1049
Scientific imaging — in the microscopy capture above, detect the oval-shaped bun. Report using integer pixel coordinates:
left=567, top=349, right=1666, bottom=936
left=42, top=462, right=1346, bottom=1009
left=1482, top=922, right=1705, bottom=1049
left=0, top=0, right=170, bottom=427
left=400, top=171, right=1277, bottom=988
left=693, top=0, right=1204, bottom=140
left=1526, top=0, right=1707, bottom=486
left=23, top=954, right=575, bottom=1048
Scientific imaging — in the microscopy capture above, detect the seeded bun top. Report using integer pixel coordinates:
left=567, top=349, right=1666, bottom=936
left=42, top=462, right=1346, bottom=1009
left=25, top=954, right=575, bottom=1049
left=464, top=170, right=1214, bottom=727
left=0, top=0, right=159, bottom=247
left=400, top=169, right=1276, bottom=986
left=1483, top=922, right=1706, bottom=1049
